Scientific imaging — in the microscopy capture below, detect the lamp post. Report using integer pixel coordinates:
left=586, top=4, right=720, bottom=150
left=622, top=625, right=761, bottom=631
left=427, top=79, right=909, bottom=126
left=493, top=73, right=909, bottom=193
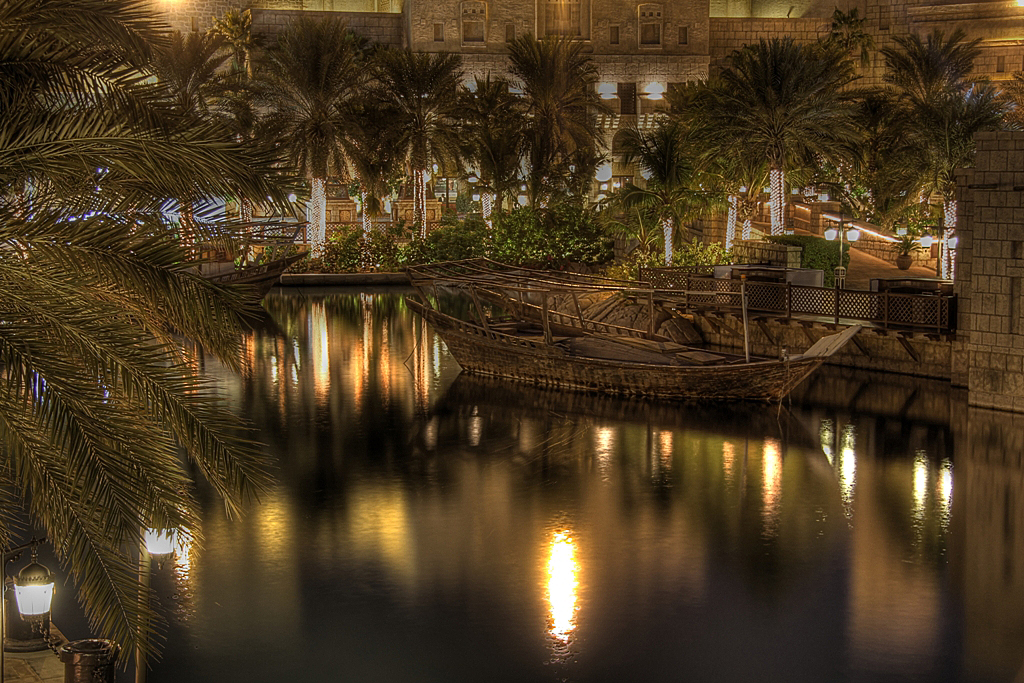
left=2, top=538, right=56, bottom=683
left=920, top=234, right=936, bottom=275
left=135, top=529, right=177, bottom=683
left=823, top=214, right=860, bottom=290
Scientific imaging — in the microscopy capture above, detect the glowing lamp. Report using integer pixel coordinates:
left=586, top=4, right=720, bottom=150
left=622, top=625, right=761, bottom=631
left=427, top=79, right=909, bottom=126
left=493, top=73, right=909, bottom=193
left=595, top=163, right=613, bottom=182
left=467, top=175, right=479, bottom=183
left=846, top=228, right=860, bottom=242
left=517, top=195, right=528, bottom=206
left=896, top=226, right=907, bottom=236
left=641, top=168, right=652, bottom=180
left=824, top=227, right=838, bottom=241
left=739, top=186, right=747, bottom=193
left=287, top=193, right=298, bottom=203
left=14, top=562, right=54, bottom=618
left=596, top=193, right=607, bottom=202
left=144, top=528, right=178, bottom=556
left=599, top=183, right=608, bottom=190
left=920, top=235, right=934, bottom=248
left=642, top=82, right=666, bottom=100
left=597, top=83, right=617, bottom=100
left=948, top=236, right=959, bottom=249
left=472, top=193, right=480, bottom=201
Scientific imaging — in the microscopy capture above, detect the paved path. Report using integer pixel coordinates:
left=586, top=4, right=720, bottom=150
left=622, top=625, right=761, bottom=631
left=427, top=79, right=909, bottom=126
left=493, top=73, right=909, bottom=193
left=844, top=245, right=938, bottom=290
left=3, top=644, right=64, bottom=683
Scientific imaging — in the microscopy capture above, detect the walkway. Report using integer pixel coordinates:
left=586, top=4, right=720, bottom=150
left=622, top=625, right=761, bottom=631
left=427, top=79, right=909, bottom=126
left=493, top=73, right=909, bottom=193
left=844, top=245, right=938, bottom=290
left=3, top=647, right=63, bottom=683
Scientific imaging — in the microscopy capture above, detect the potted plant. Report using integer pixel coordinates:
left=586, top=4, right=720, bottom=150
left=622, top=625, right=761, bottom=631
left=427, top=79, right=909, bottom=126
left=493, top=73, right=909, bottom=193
left=892, top=231, right=923, bottom=270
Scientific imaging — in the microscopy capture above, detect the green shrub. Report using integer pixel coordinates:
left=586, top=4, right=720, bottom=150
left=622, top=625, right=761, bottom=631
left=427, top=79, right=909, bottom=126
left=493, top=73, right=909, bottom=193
left=288, top=228, right=361, bottom=273
left=491, top=203, right=613, bottom=267
left=767, top=234, right=848, bottom=287
left=673, top=238, right=732, bottom=268
left=404, top=216, right=490, bottom=264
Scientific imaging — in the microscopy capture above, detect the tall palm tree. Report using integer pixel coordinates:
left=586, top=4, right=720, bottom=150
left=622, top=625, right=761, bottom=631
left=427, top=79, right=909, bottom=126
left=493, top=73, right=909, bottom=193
left=344, top=103, right=402, bottom=267
left=615, top=120, right=721, bottom=264
left=211, top=7, right=259, bottom=79
left=151, top=30, right=229, bottom=246
left=459, top=75, right=527, bottom=228
left=263, top=17, right=367, bottom=257
left=883, top=29, right=1005, bottom=277
left=0, top=0, right=288, bottom=663
left=708, top=38, right=860, bottom=235
left=372, top=48, right=464, bottom=237
left=506, top=35, right=607, bottom=207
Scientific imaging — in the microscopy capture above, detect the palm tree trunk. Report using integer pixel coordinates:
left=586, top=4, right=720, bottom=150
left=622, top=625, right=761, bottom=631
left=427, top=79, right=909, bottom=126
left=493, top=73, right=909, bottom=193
left=412, top=169, right=429, bottom=238
left=662, top=217, right=674, bottom=265
left=309, top=177, right=326, bottom=259
left=482, top=192, right=494, bottom=232
left=361, top=188, right=372, bottom=270
left=769, top=167, right=785, bottom=235
left=941, top=198, right=956, bottom=280
left=726, top=195, right=738, bottom=250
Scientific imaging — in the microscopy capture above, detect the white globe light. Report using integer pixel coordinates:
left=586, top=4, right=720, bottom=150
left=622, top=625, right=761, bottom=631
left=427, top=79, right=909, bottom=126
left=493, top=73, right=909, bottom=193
left=920, top=235, right=934, bottom=248
left=596, top=193, right=607, bottom=202
left=287, top=193, right=298, bottom=203
left=14, top=562, right=54, bottom=618
left=472, top=193, right=480, bottom=201
left=896, top=226, right=907, bottom=236
left=517, top=195, right=528, bottom=206
left=145, top=528, right=178, bottom=556
left=595, top=163, right=613, bottom=182
left=948, top=236, right=959, bottom=249
left=846, top=228, right=860, bottom=242
left=468, top=175, right=479, bottom=183
left=824, top=228, right=838, bottom=241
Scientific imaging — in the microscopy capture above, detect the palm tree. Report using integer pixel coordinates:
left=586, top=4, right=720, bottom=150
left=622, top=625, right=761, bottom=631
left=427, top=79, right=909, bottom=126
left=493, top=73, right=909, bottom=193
left=263, top=17, right=367, bottom=258
left=372, top=48, right=464, bottom=238
left=211, top=8, right=259, bottom=79
left=615, top=120, right=721, bottom=264
left=459, top=75, right=527, bottom=228
left=708, top=38, right=860, bottom=235
left=151, top=30, right=230, bottom=246
left=824, top=7, right=874, bottom=68
left=344, top=103, right=403, bottom=267
left=883, top=29, right=1006, bottom=277
left=506, top=35, right=607, bottom=207
left=1, top=0, right=288, bottom=663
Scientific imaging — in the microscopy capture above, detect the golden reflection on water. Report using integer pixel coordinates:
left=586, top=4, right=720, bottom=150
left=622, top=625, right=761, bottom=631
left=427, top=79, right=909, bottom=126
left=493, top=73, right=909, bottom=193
left=722, top=441, right=736, bottom=482
left=839, top=424, right=857, bottom=516
left=311, top=302, right=329, bottom=400
left=937, top=459, right=953, bottom=528
left=762, top=438, right=783, bottom=535
left=658, top=430, right=673, bottom=468
left=913, top=451, right=929, bottom=523
left=547, top=530, right=580, bottom=653
left=594, top=426, right=615, bottom=478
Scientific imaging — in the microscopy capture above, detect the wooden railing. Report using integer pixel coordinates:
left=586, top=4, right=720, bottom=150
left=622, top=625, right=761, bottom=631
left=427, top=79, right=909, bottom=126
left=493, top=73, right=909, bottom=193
left=639, top=270, right=955, bottom=333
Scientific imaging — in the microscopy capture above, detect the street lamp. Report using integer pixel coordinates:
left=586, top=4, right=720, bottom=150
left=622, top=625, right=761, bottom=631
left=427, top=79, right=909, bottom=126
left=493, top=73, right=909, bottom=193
left=823, top=214, right=859, bottom=290
left=136, top=528, right=178, bottom=683
left=2, top=539, right=56, bottom=683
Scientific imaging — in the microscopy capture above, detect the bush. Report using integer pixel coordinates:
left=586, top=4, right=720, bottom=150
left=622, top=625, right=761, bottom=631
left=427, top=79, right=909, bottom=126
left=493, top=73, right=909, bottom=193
left=491, top=203, right=613, bottom=267
left=288, top=228, right=361, bottom=274
left=767, top=234, right=848, bottom=287
left=405, top=216, right=490, bottom=264
left=673, top=238, right=732, bottom=268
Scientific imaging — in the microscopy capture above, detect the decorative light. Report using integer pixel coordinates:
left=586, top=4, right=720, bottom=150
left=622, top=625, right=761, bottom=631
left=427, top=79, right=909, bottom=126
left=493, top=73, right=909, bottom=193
left=819, top=193, right=829, bottom=201
left=287, top=192, right=297, bottom=203
left=144, top=528, right=178, bottom=556
left=846, top=228, right=860, bottom=242
left=595, top=163, right=613, bottom=182
left=920, top=235, right=934, bottom=248
left=824, top=227, right=838, bottom=241
left=472, top=193, right=480, bottom=201
left=14, top=559, right=54, bottom=618
left=599, top=183, right=608, bottom=191
left=642, top=82, right=666, bottom=100
left=896, top=226, right=907, bottom=236
left=467, top=175, right=478, bottom=183
left=739, top=186, right=747, bottom=193
left=948, top=235, right=959, bottom=249
left=597, top=83, right=617, bottom=100
left=517, top=195, right=528, bottom=206
left=595, top=193, right=607, bottom=202
left=640, top=168, right=652, bottom=180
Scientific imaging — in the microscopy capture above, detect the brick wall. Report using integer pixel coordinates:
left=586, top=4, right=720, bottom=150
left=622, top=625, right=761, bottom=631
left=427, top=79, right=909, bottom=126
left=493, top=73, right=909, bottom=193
left=732, top=240, right=802, bottom=267
left=707, top=17, right=828, bottom=72
left=251, top=9, right=404, bottom=43
left=954, top=131, right=1024, bottom=411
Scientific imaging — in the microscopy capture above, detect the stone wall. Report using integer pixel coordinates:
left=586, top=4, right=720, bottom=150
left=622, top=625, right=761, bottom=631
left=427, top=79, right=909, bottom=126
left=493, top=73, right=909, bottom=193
left=707, top=17, right=828, bottom=72
left=732, top=239, right=802, bottom=267
left=954, top=131, right=1024, bottom=411
left=251, top=8, right=404, bottom=42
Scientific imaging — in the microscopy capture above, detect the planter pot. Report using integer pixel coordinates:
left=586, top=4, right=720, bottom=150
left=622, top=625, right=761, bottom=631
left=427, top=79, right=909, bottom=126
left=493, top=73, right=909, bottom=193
left=895, top=253, right=913, bottom=270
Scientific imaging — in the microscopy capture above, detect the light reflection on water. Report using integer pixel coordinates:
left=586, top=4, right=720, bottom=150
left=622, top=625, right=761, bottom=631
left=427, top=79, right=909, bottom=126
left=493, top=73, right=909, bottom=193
left=144, top=289, right=1024, bottom=683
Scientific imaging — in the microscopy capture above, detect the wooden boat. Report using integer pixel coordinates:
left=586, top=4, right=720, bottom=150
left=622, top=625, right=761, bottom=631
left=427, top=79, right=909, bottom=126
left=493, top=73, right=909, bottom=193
left=406, top=259, right=861, bottom=402
left=205, top=251, right=307, bottom=298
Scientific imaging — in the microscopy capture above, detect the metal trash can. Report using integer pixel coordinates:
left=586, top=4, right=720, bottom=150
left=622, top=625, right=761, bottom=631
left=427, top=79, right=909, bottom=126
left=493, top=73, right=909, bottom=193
left=58, top=639, right=119, bottom=683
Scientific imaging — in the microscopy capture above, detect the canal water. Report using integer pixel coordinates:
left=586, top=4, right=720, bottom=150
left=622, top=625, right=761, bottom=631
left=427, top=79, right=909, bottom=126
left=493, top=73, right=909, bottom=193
left=142, top=288, right=1022, bottom=683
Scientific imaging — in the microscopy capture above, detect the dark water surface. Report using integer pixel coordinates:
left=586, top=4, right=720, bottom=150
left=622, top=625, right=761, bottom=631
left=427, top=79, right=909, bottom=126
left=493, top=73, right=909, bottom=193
left=140, top=288, right=1022, bottom=683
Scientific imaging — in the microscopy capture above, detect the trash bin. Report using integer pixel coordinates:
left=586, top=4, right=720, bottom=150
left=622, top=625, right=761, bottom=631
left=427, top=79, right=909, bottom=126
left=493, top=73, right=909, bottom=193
left=58, top=639, right=119, bottom=683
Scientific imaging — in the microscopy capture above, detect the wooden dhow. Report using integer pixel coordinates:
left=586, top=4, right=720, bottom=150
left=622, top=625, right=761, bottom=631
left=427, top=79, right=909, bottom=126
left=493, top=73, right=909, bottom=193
left=406, top=259, right=861, bottom=402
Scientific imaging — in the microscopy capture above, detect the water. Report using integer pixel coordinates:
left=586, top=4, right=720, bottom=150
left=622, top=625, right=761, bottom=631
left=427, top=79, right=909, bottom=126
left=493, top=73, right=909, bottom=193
left=136, top=288, right=1022, bottom=682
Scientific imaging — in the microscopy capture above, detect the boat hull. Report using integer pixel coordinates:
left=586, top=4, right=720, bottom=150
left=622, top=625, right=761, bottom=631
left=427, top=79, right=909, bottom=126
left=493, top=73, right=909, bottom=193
left=410, top=299, right=824, bottom=402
